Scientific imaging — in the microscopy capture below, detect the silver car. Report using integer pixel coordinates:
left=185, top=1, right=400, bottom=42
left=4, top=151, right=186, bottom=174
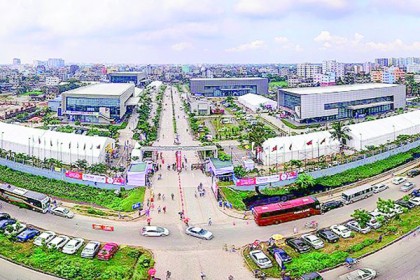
left=51, top=207, right=75, bottom=219
left=62, top=238, right=84, bottom=255
left=81, top=241, right=101, bottom=258
left=338, top=268, right=377, bottom=280
left=47, top=235, right=70, bottom=250
left=346, top=221, right=371, bottom=234
left=301, top=234, right=324, bottom=249
left=185, top=227, right=213, bottom=240
left=141, top=226, right=169, bottom=237
left=249, top=250, right=273, bottom=269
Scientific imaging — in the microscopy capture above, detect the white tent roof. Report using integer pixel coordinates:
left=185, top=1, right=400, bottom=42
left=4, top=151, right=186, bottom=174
left=0, top=122, right=113, bottom=157
left=238, top=93, right=277, bottom=112
left=148, top=81, right=163, bottom=89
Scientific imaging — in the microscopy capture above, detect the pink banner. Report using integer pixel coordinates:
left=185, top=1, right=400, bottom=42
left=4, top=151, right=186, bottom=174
left=279, top=171, right=298, bottom=181
left=235, top=171, right=298, bottom=186
left=106, top=177, right=126, bottom=185
left=236, top=177, right=256, bottom=186
left=65, top=171, right=83, bottom=180
left=176, top=151, right=182, bottom=171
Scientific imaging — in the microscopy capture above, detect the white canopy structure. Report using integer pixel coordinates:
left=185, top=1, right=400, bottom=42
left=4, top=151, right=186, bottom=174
left=261, top=131, right=340, bottom=165
left=347, top=110, right=420, bottom=150
left=238, top=93, right=277, bottom=112
left=0, top=122, right=115, bottom=164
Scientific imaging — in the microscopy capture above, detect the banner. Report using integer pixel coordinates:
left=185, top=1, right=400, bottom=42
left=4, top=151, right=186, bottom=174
left=234, top=171, right=299, bottom=187
left=279, top=171, right=298, bottom=181
left=105, top=176, right=125, bottom=185
left=65, top=171, right=83, bottom=180
left=176, top=151, right=182, bottom=171
left=236, top=177, right=256, bottom=186
left=255, top=175, right=280, bottom=185
left=82, top=173, right=107, bottom=183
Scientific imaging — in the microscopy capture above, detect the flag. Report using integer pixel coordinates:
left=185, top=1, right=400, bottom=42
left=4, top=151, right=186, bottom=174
left=96, top=144, right=101, bottom=149
left=90, top=144, right=93, bottom=150
left=83, top=143, right=86, bottom=150
left=272, top=145, right=278, bottom=152
left=38, top=137, right=41, bottom=144
left=289, top=143, right=292, bottom=150
left=69, top=142, right=71, bottom=149
left=306, top=140, right=313, bottom=146
left=320, top=138, right=326, bottom=145
left=50, top=140, right=53, bottom=147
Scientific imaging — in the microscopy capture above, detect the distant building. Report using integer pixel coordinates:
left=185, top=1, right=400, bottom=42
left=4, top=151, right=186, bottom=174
left=278, top=83, right=406, bottom=123
left=12, top=58, right=21, bottom=65
left=69, top=65, right=80, bottom=75
left=314, top=73, right=336, bottom=87
left=407, top=64, right=420, bottom=74
left=45, top=76, right=60, bottom=86
left=375, top=58, right=389, bottom=67
left=190, top=78, right=268, bottom=97
left=371, top=70, right=383, bottom=83
left=322, top=60, right=344, bottom=79
left=61, top=83, right=136, bottom=124
left=47, top=58, right=65, bottom=68
left=108, top=72, right=146, bottom=85
left=297, top=63, right=321, bottom=79
left=189, top=98, right=211, bottom=115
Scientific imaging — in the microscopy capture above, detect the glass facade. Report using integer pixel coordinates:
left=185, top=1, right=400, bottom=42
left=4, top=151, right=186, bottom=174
left=66, top=97, right=120, bottom=123
left=283, top=93, right=301, bottom=109
left=203, top=85, right=257, bottom=97
left=324, top=96, right=393, bottom=110
left=110, top=76, right=138, bottom=84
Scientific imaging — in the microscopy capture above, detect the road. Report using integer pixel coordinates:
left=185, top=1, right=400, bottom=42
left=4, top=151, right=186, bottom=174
left=1, top=85, right=420, bottom=279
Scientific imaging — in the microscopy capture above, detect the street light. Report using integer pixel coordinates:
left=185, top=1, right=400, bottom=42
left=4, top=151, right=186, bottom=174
left=1, top=131, right=4, bottom=151
left=28, top=137, right=31, bottom=157
left=392, top=124, right=396, bottom=142
left=230, top=146, right=233, bottom=162
left=359, top=133, right=363, bottom=151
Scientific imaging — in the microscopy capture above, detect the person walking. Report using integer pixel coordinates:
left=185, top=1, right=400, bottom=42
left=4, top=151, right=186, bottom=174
left=147, top=217, right=151, bottom=226
left=208, top=217, right=212, bottom=226
left=163, top=206, right=166, bottom=214
left=157, top=206, right=161, bottom=214
left=171, top=193, right=175, bottom=200
left=162, top=194, right=165, bottom=201
left=166, top=270, right=171, bottom=280
left=228, top=276, right=234, bottom=280
left=200, top=272, right=206, bottom=280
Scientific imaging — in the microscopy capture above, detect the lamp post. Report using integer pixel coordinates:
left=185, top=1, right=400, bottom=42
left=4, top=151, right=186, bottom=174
left=392, top=124, right=396, bottom=142
left=230, top=146, right=233, bottom=162
left=1, top=131, right=4, bottom=151
left=28, top=137, right=31, bottom=157
left=359, top=133, right=363, bottom=151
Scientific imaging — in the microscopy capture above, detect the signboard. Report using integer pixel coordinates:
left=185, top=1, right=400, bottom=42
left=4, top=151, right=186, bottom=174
left=255, top=175, right=280, bottom=185
left=274, top=252, right=284, bottom=269
left=65, top=171, right=83, bottom=180
left=279, top=171, right=298, bottom=181
left=236, top=177, right=256, bottom=186
left=82, top=173, right=107, bottom=183
left=132, top=202, right=142, bottom=210
left=106, top=177, right=125, bottom=185
left=235, top=171, right=299, bottom=187
left=65, top=111, right=99, bottom=116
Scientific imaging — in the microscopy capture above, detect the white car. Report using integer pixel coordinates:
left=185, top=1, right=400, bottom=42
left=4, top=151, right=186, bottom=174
left=141, top=226, right=169, bottom=237
left=249, top=250, right=273, bottom=269
left=373, top=184, right=388, bottom=193
left=392, top=177, right=406, bottom=185
left=409, top=197, right=420, bottom=206
left=338, top=268, right=377, bottom=280
left=330, top=225, right=352, bottom=238
left=185, top=226, right=213, bottom=240
left=373, top=208, right=395, bottom=219
left=34, top=231, right=56, bottom=246
left=62, top=238, right=84, bottom=254
left=366, top=217, right=381, bottom=229
left=4, top=223, right=27, bottom=236
left=301, top=234, right=324, bottom=249
left=47, top=235, right=70, bottom=250
left=346, top=221, right=371, bottom=234
left=391, top=204, right=404, bottom=214
left=81, top=241, right=101, bottom=258
left=51, top=207, right=74, bottom=219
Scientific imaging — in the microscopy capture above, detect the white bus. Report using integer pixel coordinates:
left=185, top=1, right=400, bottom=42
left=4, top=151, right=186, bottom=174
left=341, top=185, right=375, bottom=204
left=0, top=184, right=50, bottom=213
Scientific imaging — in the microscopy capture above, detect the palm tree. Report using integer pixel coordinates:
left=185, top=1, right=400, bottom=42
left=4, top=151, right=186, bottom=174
left=351, top=209, right=371, bottom=228
left=294, top=173, right=315, bottom=192
left=330, top=121, right=352, bottom=153
left=247, top=123, right=270, bottom=149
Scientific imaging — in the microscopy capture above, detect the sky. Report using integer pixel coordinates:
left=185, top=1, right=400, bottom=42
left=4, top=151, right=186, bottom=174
left=1, top=0, right=420, bottom=64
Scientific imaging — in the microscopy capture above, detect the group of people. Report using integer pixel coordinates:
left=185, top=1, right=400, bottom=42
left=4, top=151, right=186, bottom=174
left=196, top=183, right=206, bottom=197
left=218, top=200, right=233, bottom=209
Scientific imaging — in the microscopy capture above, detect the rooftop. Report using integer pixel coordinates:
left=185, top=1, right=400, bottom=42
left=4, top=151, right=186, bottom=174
left=109, top=72, right=144, bottom=76
left=63, top=83, right=134, bottom=96
left=191, top=78, right=267, bottom=81
left=283, top=83, right=401, bottom=95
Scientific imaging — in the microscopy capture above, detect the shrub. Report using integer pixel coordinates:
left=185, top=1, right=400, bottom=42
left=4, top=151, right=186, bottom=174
left=346, top=238, right=375, bottom=253
left=287, top=251, right=348, bottom=277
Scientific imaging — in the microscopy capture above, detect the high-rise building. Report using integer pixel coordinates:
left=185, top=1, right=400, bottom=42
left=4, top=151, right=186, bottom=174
left=375, top=58, right=389, bottom=67
left=322, top=60, right=344, bottom=79
left=407, top=64, right=420, bottom=73
left=12, top=58, right=21, bottom=65
left=297, top=63, right=321, bottom=79
left=314, top=73, right=336, bottom=87
left=47, top=58, right=65, bottom=68
left=363, top=62, right=375, bottom=74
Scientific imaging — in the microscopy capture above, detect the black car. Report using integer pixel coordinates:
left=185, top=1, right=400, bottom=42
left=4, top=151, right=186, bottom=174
left=395, top=199, right=416, bottom=209
left=285, top=238, right=311, bottom=253
left=407, top=169, right=420, bottom=178
left=300, top=272, right=324, bottom=280
left=0, top=213, right=11, bottom=221
left=321, top=200, right=344, bottom=212
left=316, top=228, right=340, bottom=243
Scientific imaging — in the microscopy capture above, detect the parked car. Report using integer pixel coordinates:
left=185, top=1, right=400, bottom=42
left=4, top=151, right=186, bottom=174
left=51, top=207, right=74, bottom=219
left=4, top=223, right=26, bottom=236
left=392, top=177, right=406, bottom=185
left=0, top=219, right=16, bottom=230
left=16, top=228, right=40, bottom=242
left=0, top=213, right=10, bottom=221
left=301, top=234, right=324, bottom=249
left=62, top=238, right=84, bottom=254
left=267, top=246, right=292, bottom=263
left=141, top=226, right=169, bottom=237
left=300, top=272, right=324, bottom=280
left=285, top=238, right=311, bottom=253
left=373, top=183, right=388, bottom=193
left=338, top=268, right=377, bottom=280
left=81, top=241, right=101, bottom=258
left=346, top=221, right=371, bottom=234
left=372, top=208, right=395, bottom=219
left=330, top=225, right=352, bottom=238
left=409, top=197, right=420, bottom=206
left=185, top=227, right=213, bottom=240
left=321, top=200, right=344, bottom=212
left=249, top=250, right=273, bottom=269
left=391, top=204, right=404, bottom=214
left=395, top=199, right=416, bottom=209
left=34, top=231, right=56, bottom=246
left=366, top=217, right=382, bottom=229
left=407, top=169, right=420, bottom=178
left=47, top=235, right=70, bottom=250
left=411, top=189, right=420, bottom=197
left=316, top=228, right=340, bottom=243
left=97, top=242, right=119, bottom=261
left=400, top=182, right=415, bottom=192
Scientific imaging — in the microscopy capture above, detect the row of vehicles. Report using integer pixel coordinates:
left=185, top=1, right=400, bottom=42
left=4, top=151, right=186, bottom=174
left=0, top=212, right=119, bottom=261
left=142, top=225, right=214, bottom=240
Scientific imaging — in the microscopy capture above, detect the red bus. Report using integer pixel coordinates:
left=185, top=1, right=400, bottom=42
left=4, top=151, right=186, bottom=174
left=252, top=196, right=321, bottom=226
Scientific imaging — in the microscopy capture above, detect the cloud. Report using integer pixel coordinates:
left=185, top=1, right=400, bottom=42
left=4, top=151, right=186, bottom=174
left=371, top=0, right=420, bottom=15
left=171, top=42, right=193, bottom=51
left=273, top=36, right=303, bottom=51
left=234, top=0, right=354, bottom=18
left=225, top=40, right=265, bottom=52
left=314, top=31, right=364, bottom=49
left=274, top=37, right=289, bottom=44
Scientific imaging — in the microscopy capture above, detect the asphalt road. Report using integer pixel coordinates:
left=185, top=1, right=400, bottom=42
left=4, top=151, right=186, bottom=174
left=1, top=86, right=420, bottom=279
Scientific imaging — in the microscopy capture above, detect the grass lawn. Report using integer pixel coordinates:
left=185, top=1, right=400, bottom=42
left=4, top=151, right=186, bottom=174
left=0, top=234, right=153, bottom=280
left=0, top=165, right=145, bottom=212
left=243, top=207, right=420, bottom=278
left=21, top=91, right=43, bottom=96
left=281, top=119, right=321, bottom=130
left=269, top=81, right=288, bottom=88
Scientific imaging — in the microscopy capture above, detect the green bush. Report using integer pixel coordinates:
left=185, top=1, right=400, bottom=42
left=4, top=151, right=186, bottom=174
left=287, top=251, right=348, bottom=277
left=346, top=238, right=375, bottom=253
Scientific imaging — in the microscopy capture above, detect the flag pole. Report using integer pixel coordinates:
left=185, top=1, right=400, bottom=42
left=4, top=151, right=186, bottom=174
left=283, top=144, right=286, bottom=171
left=275, top=147, right=278, bottom=173
left=268, top=146, right=271, bottom=175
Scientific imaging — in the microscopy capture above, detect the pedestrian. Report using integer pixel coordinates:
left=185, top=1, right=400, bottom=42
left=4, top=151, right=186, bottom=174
left=157, top=206, right=161, bottom=214
left=184, top=217, right=189, bottom=227
left=200, top=272, right=206, bottom=280
left=145, top=208, right=150, bottom=217
left=293, top=226, right=298, bottom=234
left=171, top=193, right=175, bottom=200
left=208, top=217, right=212, bottom=226
left=118, top=211, right=121, bottom=219
left=378, top=234, right=383, bottom=243
left=228, top=275, right=234, bottom=280
left=147, top=217, right=151, bottom=226
left=162, top=194, right=165, bottom=201
left=163, top=206, right=166, bottom=214
left=166, top=270, right=171, bottom=280
left=138, top=209, right=141, bottom=217
left=151, top=202, right=155, bottom=210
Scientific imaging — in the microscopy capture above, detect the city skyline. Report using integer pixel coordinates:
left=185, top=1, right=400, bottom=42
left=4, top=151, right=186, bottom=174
left=1, top=0, right=420, bottom=64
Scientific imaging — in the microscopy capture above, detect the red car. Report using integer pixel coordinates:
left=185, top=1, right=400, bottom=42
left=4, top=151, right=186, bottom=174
left=97, top=242, right=119, bottom=260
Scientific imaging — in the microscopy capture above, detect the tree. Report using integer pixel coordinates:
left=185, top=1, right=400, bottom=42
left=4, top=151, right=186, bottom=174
left=294, top=173, right=315, bottom=191
left=290, top=160, right=303, bottom=169
left=351, top=209, right=371, bottom=228
left=234, top=165, right=247, bottom=178
left=88, top=163, right=108, bottom=175
left=377, top=198, right=395, bottom=214
left=247, top=123, right=270, bottom=149
left=74, top=159, right=88, bottom=170
left=330, top=121, right=352, bottom=152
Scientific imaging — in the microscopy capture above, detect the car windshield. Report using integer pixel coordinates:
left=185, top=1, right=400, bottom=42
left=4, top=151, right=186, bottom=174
left=198, top=229, right=207, bottom=235
left=260, top=257, right=269, bottom=262
left=63, top=209, right=69, bottom=214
